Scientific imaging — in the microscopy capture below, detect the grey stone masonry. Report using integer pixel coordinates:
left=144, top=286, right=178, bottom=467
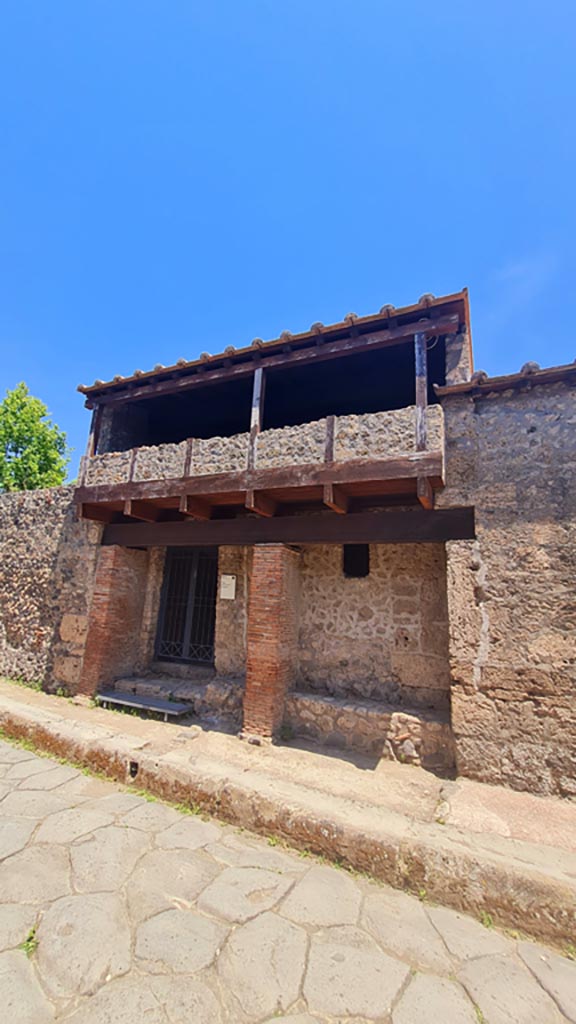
left=284, top=691, right=455, bottom=769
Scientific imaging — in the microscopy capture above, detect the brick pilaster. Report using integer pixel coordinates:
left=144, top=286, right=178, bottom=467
left=242, top=544, right=300, bottom=738
left=78, top=545, right=149, bottom=695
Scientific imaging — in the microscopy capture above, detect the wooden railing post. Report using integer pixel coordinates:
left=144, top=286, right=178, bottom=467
left=414, top=331, right=428, bottom=452
left=414, top=331, right=434, bottom=509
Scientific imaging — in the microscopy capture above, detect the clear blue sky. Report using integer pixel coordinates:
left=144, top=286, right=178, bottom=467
left=1, top=1, right=574, bottom=477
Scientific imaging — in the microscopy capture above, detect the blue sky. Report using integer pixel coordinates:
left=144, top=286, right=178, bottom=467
left=1, top=1, right=574, bottom=477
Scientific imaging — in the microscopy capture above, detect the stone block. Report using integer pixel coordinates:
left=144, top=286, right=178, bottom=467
left=59, top=613, right=88, bottom=645
left=52, top=654, right=83, bottom=686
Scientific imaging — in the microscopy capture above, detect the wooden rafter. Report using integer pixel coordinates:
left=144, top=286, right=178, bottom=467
left=179, top=495, right=212, bottom=520
left=323, top=483, right=348, bottom=514
left=245, top=489, right=277, bottom=518
left=416, top=477, right=434, bottom=510
left=123, top=499, right=162, bottom=523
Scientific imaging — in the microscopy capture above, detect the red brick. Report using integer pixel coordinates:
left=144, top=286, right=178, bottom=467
left=243, top=544, right=300, bottom=737
left=78, top=545, right=149, bottom=695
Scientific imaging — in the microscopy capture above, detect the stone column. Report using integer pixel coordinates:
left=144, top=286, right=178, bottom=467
left=79, top=545, right=150, bottom=695
left=242, top=544, right=300, bottom=739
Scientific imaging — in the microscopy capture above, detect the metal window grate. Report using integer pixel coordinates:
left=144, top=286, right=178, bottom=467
left=156, top=547, right=218, bottom=664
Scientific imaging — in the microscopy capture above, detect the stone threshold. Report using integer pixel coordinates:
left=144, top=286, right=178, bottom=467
left=285, top=691, right=454, bottom=771
left=0, top=680, right=574, bottom=947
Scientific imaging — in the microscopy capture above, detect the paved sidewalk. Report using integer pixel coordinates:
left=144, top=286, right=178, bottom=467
left=1, top=738, right=575, bottom=1023
left=0, top=679, right=575, bottom=947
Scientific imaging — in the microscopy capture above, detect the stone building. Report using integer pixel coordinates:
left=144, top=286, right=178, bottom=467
left=1, top=289, right=574, bottom=797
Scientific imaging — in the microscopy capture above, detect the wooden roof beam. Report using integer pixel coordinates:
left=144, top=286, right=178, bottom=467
left=84, top=313, right=460, bottom=407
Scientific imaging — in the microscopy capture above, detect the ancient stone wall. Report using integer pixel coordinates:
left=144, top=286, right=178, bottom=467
left=0, top=488, right=102, bottom=688
left=214, top=546, right=249, bottom=677
left=439, top=382, right=576, bottom=797
left=284, top=692, right=454, bottom=769
left=296, top=543, right=451, bottom=708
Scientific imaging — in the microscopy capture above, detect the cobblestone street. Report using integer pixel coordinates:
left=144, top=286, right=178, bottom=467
left=0, top=738, right=574, bottom=1024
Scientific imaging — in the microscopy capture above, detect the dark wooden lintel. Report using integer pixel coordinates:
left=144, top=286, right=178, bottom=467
left=101, top=507, right=475, bottom=547
left=245, top=489, right=277, bottom=518
left=323, top=483, right=348, bottom=514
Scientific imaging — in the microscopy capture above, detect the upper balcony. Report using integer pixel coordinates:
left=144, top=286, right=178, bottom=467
left=76, top=404, right=445, bottom=524
left=74, top=290, right=474, bottom=544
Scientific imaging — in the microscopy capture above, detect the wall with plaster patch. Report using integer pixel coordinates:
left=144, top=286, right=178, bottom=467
left=440, top=382, right=576, bottom=797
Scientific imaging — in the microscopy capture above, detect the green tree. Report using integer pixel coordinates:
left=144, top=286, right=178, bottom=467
left=0, top=382, right=70, bottom=491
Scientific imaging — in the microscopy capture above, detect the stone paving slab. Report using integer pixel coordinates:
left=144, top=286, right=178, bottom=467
left=0, top=738, right=574, bottom=1023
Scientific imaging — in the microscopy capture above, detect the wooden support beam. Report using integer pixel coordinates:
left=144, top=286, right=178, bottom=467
left=414, top=331, right=428, bottom=451
left=123, top=500, right=162, bottom=523
left=74, top=450, right=444, bottom=507
left=416, top=477, right=434, bottom=510
left=245, top=489, right=277, bottom=518
left=323, top=483, right=349, bottom=514
left=78, top=503, right=118, bottom=524
left=247, top=367, right=265, bottom=470
left=179, top=494, right=212, bottom=520
left=101, top=507, right=476, bottom=548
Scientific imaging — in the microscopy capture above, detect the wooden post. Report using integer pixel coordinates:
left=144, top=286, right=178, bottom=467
left=415, top=331, right=434, bottom=509
left=324, top=415, right=335, bottom=463
left=414, top=332, right=428, bottom=451
left=80, top=405, right=103, bottom=485
left=247, top=367, right=265, bottom=471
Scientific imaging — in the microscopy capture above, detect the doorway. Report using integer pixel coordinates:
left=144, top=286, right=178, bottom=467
left=155, top=547, right=218, bottom=665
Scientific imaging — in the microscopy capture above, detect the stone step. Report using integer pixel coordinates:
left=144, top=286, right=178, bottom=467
left=148, top=660, right=216, bottom=683
left=112, top=675, right=242, bottom=724
left=284, top=691, right=454, bottom=772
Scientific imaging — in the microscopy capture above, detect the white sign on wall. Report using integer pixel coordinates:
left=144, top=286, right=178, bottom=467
left=220, top=574, right=237, bottom=600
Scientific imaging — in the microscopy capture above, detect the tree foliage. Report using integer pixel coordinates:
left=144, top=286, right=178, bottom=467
left=0, top=383, right=70, bottom=491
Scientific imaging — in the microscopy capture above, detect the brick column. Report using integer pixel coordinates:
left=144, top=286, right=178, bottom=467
left=242, top=544, right=300, bottom=739
left=78, top=545, right=150, bottom=695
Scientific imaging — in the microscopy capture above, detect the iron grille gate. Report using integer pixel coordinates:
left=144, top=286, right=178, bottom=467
left=156, top=547, right=218, bottom=664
